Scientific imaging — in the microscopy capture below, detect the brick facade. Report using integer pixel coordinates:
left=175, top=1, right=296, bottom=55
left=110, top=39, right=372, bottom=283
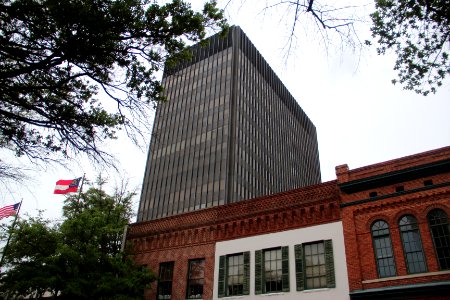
left=337, top=146, right=450, bottom=299
left=128, top=146, right=450, bottom=300
left=129, top=182, right=340, bottom=299
left=137, top=244, right=216, bottom=300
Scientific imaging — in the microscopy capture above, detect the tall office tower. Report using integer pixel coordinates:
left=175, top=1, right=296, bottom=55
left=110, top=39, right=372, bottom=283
left=137, top=26, right=321, bottom=222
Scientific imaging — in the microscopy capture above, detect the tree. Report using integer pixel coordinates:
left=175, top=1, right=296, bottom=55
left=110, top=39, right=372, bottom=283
left=230, top=0, right=448, bottom=95
left=0, top=179, right=155, bottom=299
left=0, top=0, right=227, bottom=168
left=225, top=0, right=364, bottom=60
left=369, top=0, right=449, bottom=96
left=0, top=214, right=62, bottom=298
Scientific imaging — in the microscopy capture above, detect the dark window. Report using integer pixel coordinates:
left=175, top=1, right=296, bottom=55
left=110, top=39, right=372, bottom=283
left=369, top=191, right=378, bottom=197
left=186, top=259, right=205, bottom=299
left=294, top=240, right=335, bottom=291
left=399, top=215, right=427, bottom=274
left=395, top=186, right=405, bottom=192
left=427, top=209, right=450, bottom=270
left=157, top=262, right=174, bottom=299
left=254, top=247, right=289, bottom=294
left=424, top=179, right=433, bottom=186
left=217, top=252, right=250, bottom=297
left=371, top=220, right=396, bottom=277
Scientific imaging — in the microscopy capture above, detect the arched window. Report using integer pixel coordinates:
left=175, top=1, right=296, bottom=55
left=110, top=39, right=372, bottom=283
left=399, top=215, right=427, bottom=274
left=371, top=220, right=396, bottom=277
left=427, top=209, right=450, bottom=270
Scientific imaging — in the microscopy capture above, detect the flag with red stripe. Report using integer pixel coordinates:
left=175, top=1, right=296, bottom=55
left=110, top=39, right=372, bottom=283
left=54, top=177, right=82, bottom=194
left=0, top=202, right=20, bottom=220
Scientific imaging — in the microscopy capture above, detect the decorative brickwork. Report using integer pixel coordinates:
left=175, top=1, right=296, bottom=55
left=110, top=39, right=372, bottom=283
left=129, top=145, right=450, bottom=300
left=129, top=181, right=340, bottom=299
left=339, top=146, right=450, bottom=299
left=129, top=181, right=340, bottom=251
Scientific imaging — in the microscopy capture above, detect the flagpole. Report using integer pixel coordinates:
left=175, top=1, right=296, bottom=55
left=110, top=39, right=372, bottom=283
left=76, top=173, right=86, bottom=205
left=120, top=224, right=129, bottom=253
left=0, top=199, right=23, bottom=271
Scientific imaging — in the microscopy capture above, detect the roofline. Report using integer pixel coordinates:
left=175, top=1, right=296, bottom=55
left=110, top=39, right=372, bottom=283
left=339, top=158, right=450, bottom=193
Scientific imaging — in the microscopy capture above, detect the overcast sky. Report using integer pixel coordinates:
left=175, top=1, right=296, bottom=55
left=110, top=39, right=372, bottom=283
left=1, top=0, right=449, bottom=223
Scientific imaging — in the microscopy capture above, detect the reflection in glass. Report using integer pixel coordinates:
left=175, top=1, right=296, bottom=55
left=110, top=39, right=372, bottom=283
left=157, top=262, right=174, bottom=299
left=186, top=259, right=205, bottom=299
left=371, top=220, right=396, bottom=277
left=428, top=209, right=450, bottom=270
left=227, top=253, right=244, bottom=296
left=399, top=215, right=427, bottom=274
left=304, top=242, right=327, bottom=289
left=264, top=248, right=282, bottom=293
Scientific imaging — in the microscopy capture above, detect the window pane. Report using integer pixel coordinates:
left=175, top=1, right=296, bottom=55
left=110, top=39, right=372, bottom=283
left=157, top=262, right=174, bottom=299
left=427, top=209, right=450, bottom=270
left=371, top=220, right=396, bottom=278
left=399, top=215, right=427, bottom=274
left=187, top=259, right=205, bottom=299
left=263, top=248, right=283, bottom=293
left=227, top=253, right=244, bottom=296
left=304, top=241, right=327, bottom=289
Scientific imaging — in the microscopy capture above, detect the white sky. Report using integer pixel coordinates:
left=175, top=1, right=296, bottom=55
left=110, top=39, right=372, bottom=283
left=1, top=0, right=449, bottom=223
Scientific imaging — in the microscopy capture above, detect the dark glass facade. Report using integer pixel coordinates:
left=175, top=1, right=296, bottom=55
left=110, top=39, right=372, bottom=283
left=138, top=26, right=321, bottom=221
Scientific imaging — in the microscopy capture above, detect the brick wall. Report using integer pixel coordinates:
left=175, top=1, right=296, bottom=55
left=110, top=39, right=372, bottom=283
left=128, top=145, right=450, bottom=299
left=338, top=146, right=450, bottom=294
left=128, top=181, right=341, bottom=300
left=343, top=190, right=450, bottom=291
left=135, top=243, right=215, bottom=300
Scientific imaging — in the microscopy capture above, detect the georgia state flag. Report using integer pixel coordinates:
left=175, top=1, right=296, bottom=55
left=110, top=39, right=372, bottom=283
left=54, top=177, right=82, bottom=194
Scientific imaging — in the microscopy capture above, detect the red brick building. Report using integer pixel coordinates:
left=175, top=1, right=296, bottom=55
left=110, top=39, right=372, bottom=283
left=337, top=146, right=450, bottom=299
left=128, top=146, right=450, bottom=300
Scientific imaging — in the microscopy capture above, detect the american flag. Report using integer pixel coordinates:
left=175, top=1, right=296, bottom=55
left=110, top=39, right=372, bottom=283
left=0, top=202, right=21, bottom=220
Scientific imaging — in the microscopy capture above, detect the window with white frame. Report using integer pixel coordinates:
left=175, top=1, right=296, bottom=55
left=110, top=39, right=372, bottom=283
left=294, top=240, right=335, bottom=290
left=255, top=247, right=289, bottom=294
left=217, top=252, right=250, bottom=297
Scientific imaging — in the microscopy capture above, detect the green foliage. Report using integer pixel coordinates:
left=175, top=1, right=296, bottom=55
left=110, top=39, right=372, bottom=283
left=0, top=180, right=155, bottom=299
left=0, top=0, right=227, bottom=164
left=0, top=214, right=61, bottom=298
left=370, top=0, right=449, bottom=95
